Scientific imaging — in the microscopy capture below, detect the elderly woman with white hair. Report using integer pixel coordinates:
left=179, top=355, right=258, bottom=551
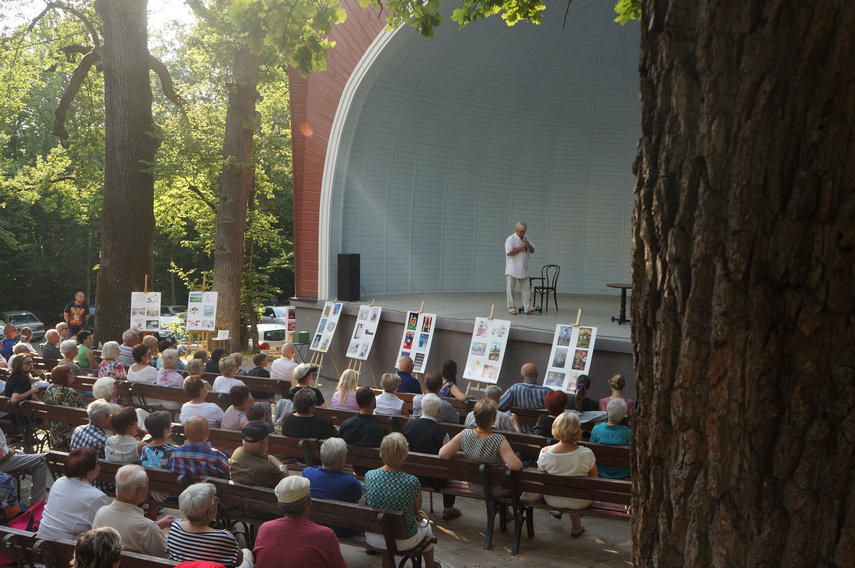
left=364, top=433, right=438, bottom=568
left=157, top=349, right=185, bottom=388
left=97, top=341, right=126, bottom=380
left=589, top=399, right=632, bottom=479
left=59, top=339, right=84, bottom=376
left=166, top=482, right=252, bottom=568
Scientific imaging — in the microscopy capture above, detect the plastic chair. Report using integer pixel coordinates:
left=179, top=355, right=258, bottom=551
left=532, top=264, right=560, bottom=312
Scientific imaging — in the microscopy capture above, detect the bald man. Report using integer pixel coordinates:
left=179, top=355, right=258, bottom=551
left=168, top=416, right=230, bottom=479
left=497, top=363, right=551, bottom=434
left=395, top=356, right=421, bottom=394
left=271, top=343, right=298, bottom=384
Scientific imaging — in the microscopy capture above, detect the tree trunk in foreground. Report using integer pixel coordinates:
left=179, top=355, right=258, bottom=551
left=631, top=1, right=855, bottom=566
left=94, top=0, right=155, bottom=343
left=212, top=44, right=260, bottom=353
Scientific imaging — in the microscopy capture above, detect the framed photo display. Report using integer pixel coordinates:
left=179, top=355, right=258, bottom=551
left=544, top=324, right=598, bottom=391
left=396, top=311, right=437, bottom=373
left=462, top=317, right=511, bottom=384
left=186, top=291, right=218, bottom=331
left=130, top=292, right=161, bottom=332
left=310, top=301, right=344, bottom=353
left=346, top=305, right=383, bottom=360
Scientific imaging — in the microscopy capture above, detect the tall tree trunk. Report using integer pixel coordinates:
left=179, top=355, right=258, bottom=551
left=212, top=44, right=260, bottom=353
left=632, top=1, right=855, bottom=566
left=93, top=0, right=156, bottom=343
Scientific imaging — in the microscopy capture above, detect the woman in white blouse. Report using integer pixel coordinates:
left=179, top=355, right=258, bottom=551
left=38, top=447, right=111, bottom=540
left=127, top=345, right=158, bottom=384
left=180, top=376, right=224, bottom=427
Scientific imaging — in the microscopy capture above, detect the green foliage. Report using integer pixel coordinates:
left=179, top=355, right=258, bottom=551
left=613, top=0, right=641, bottom=24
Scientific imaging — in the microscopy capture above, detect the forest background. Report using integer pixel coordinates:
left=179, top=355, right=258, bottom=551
left=0, top=0, right=297, bottom=332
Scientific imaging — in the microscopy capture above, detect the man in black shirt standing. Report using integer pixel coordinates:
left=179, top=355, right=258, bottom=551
left=63, top=292, right=90, bottom=337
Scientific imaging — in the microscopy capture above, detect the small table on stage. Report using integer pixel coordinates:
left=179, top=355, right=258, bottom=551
left=607, top=283, right=632, bottom=325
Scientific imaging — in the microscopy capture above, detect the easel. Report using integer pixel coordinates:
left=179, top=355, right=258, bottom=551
left=312, top=299, right=342, bottom=387
left=185, top=276, right=210, bottom=355
left=411, top=301, right=426, bottom=384
left=464, top=304, right=496, bottom=398
left=345, top=299, right=378, bottom=387
left=565, top=308, right=584, bottom=392
left=136, top=276, right=158, bottom=341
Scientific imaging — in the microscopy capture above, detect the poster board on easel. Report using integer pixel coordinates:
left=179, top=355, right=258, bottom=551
left=462, top=306, right=511, bottom=396
left=130, top=276, right=161, bottom=342
left=396, top=303, right=437, bottom=374
left=344, top=303, right=382, bottom=387
left=309, top=301, right=344, bottom=387
left=544, top=310, right=598, bottom=392
left=286, top=307, right=297, bottom=342
left=183, top=277, right=215, bottom=354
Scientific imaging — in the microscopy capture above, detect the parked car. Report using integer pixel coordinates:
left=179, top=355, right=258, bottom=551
left=159, top=310, right=187, bottom=341
left=0, top=311, right=46, bottom=341
left=248, top=323, right=288, bottom=352
left=161, top=305, right=187, bottom=316
left=261, top=305, right=288, bottom=324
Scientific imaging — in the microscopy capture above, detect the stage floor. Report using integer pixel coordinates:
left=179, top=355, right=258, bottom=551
left=343, top=292, right=632, bottom=341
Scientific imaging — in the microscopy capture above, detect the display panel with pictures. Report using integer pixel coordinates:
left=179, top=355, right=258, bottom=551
left=310, top=302, right=344, bottom=353
left=544, top=324, right=598, bottom=391
left=397, top=311, right=437, bottom=373
left=185, top=291, right=219, bottom=331
left=130, top=292, right=162, bottom=332
left=345, top=305, right=383, bottom=360
left=286, top=307, right=297, bottom=341
left=462, top=317, right=511, bottom=384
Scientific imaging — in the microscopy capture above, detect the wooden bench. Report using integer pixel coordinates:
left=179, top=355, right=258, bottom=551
left=43, top=451, right=193, bottom=508
left=498, top=464, right=632, bottom=555
left=195, top=475, right=435, bottom=567
left=30, top=533, right=177, bottom=568
left=313, top=407, right=409, bottom=432
left=300, top=440, right=512, bottom=550
left=169, top=424, right=314, bottom=467
left=201, top=372, right=291, bottom=399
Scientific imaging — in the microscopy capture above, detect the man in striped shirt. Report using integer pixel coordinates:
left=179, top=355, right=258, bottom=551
left=498, top=363, right=551, bottom=434
left=168, top=416, right=230, bottom=479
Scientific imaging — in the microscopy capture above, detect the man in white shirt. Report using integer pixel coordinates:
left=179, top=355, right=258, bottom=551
left=505, top=221, right=539, bottom=315
left=270, top=343, right=298, bottom=384
left=93, top=465, right=177, bottom=557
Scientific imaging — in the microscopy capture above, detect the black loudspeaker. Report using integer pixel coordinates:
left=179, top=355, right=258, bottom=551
left=338, top=254, right=360, bottom=301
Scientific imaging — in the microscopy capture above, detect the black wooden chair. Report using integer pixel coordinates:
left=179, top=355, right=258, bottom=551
left=532, top=264, right=560, bottom=312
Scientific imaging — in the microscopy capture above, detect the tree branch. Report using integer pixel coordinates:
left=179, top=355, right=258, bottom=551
left=53, top=47, right=101, bottom=147
left=60, top=44, right=92, bottom=56
left=185, top=0, right=219, bottom=25
left=150, top=56, right=188, bottom=113
left=187, top=184, right=219, bottom=214
left=46, top=2, right=101, bottom=48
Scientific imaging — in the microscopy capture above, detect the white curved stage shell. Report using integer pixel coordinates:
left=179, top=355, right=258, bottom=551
left=319, top=0, right=641, bottom=299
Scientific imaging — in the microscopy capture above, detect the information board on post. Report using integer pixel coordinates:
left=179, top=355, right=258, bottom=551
left=544, top=324, right=598, bottom=391
left=462, top=317, right=511, bottom=384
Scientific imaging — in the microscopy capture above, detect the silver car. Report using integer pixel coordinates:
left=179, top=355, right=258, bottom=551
left=0, top=311, right=46, bottom=341
left=261, top=306, right=288, bottom=324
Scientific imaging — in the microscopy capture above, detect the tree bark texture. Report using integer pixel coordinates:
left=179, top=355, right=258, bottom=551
left=94, top=0, right=156, bottom=343
left=212, top=44, right=260, bottom=353
left=631, top=1, right=855, bottom=566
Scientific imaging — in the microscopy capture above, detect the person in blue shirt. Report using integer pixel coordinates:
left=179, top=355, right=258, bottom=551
left=589, top=398, right=632, bottom=479
left=301, top=437, right=363, bottom=537
left=395, top=356, right=422, bottom=394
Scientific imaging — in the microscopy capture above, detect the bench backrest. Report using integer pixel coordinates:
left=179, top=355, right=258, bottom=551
left=32, top=535, right=177, bottom=568
left=506, top=465, right=632, bottom=505
left=313, top=407, right=408, bottom=432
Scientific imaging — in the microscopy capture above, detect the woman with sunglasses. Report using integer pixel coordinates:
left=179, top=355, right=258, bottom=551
left=4, top=353, right=41, bottom=405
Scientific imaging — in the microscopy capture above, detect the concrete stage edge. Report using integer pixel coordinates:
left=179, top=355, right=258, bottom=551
left=291, top=292, right=635, bottom=401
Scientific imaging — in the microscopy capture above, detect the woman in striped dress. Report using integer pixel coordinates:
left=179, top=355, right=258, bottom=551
left=166, top=482, right=252, bottom=568
left=439, top=399, right=522, bottom=496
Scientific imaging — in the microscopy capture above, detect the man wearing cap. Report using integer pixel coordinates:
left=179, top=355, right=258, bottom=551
left=253, top=476, right=346, bottom=568
left=230, top=421, right=288, bottom=488
left=286, top=363, right=326, bottom=406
